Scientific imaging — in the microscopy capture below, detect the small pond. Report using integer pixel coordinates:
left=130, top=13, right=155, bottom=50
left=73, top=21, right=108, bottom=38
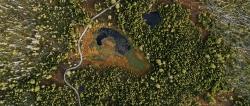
left=143, top=12, right=162, bottom=27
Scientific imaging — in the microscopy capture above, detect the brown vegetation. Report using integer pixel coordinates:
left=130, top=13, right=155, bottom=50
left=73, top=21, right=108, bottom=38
left=177, top=0, right=209, bottom=40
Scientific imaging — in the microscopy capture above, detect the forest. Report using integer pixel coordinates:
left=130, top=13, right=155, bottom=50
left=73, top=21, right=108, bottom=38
left=0, top=0, right=250, bottom=105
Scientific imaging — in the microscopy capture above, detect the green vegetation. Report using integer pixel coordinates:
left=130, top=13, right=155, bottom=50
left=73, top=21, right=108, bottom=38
left=0, top=0, right=249, bottom=105
left=0, top=0, right=85, bottom=105
left=112, top=0, right=232, bottom=105
left=204, top=0, right=250, bottom=104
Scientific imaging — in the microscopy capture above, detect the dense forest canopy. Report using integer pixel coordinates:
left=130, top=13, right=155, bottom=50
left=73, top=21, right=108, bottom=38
left=0, top=0, right=249, bottom=105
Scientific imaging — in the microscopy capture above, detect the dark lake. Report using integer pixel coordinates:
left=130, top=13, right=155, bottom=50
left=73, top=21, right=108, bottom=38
left=96, top=28, right=131, bottom=55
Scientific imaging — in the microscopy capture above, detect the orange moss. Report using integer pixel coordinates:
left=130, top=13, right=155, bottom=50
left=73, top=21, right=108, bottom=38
left=78, top=23, right=150, bottom=76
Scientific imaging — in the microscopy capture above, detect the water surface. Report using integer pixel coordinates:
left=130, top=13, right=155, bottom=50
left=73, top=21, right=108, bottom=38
left=143, top=12, right=162, bottom=27
left=96, top=28, right=131, bottom=55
